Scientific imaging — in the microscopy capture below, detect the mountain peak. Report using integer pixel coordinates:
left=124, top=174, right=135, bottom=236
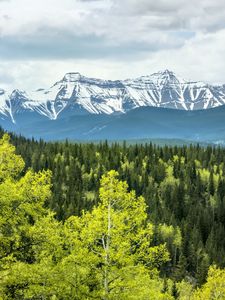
left=155, top=69, right=177, bottom=77
left=161, top=69, right=174, bottom=74
left=63, top=72, right=82, bottom=82
left=150, top=69, right=185, bottom=85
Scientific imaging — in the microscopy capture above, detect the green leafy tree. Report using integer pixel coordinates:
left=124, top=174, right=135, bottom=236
left=0, top=134, right=52, bottom=298
left=62, top=170, right=171, bottom=299
left=0, top=136, right=172, bottom=299
left=192, top=266, right=225, bottom=299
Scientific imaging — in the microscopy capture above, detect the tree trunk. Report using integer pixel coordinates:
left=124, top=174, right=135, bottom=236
left=104, top=201, right=111, bottom=300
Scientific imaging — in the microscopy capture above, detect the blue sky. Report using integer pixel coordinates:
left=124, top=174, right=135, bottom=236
left=0, top=0, right=225, bottom=90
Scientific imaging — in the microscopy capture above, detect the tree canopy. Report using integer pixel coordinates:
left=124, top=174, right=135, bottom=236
left=0, top=134, right=170, bottom=299
left=1, top=131, right=225, bottom=299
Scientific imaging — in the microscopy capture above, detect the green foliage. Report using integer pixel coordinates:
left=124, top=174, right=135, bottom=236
left=0, top=134, right=53, bottom=298
left=0, top=135, right=172, bottom=299
left=2, top=129, right=225, bottom=298
left=0, top=134, right=25, bottom=180
left=192, top=266, right=225, bottom=299
left=61, top=171, right=170, bottom=299
left=176, top=280, right=193, bottom=300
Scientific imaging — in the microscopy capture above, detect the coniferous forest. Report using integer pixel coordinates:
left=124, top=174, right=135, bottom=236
left=1, top=127, right=225, bottom=299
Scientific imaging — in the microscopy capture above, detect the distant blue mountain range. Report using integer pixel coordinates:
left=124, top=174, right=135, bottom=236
left=1, top=106, right=225, bottom=143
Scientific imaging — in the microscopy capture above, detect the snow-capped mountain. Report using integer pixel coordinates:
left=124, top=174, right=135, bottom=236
left=1, top=70, right=225, bottom=124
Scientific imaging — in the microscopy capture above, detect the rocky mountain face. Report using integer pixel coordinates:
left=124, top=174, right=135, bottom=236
left=1, top=70, right=225, bottom=124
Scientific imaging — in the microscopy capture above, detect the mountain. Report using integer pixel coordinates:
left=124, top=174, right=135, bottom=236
left=1, top=105, right=225, bottom=143
left=1, top=70, right=225, bottom=126
left=1, top=70, right=225, bottom=142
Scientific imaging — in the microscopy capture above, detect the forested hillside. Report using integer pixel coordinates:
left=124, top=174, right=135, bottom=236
left=1, top=128, right=225, bottom=298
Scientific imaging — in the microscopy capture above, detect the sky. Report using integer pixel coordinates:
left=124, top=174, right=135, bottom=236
left=0, top=0, right=225, bottom=90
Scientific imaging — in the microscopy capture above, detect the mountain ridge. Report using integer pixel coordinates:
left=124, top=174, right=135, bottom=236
left=1, top=70, right=225, bottom=124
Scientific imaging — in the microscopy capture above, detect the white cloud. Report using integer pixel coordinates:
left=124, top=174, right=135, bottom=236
left=0, top=0, right=224, bottom=88
left=1, top=29, right=225, bottom=91
left=0, top=0, right=224, bottom=40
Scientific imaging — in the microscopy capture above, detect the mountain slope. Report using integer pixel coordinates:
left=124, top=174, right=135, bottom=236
left=2, top=106, right=225, bottom=143
left=1, top=70, right=225, bottom=125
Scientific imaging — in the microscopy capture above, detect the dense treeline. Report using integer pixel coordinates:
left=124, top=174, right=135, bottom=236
left=1, top=128, right=225, bottom=289
left=1, top=133, right=225, bottom=299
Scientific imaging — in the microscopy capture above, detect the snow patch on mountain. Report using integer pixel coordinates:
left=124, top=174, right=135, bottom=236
left=1, top=70, right=225, bottom=124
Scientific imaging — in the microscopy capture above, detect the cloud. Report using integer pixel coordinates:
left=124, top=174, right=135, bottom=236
left=0, top=28, right=190, bottom=61
left=1, top=0, right=223, bottom=40
left=111, top=0, right=225, bottom=33
left=1, top=29, right=225, bottom=91
left=0, top=0, right=224, bottom=88
left=112, top=0, right=187, bottom=14
left=0, top=69, right=14, bottom=86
